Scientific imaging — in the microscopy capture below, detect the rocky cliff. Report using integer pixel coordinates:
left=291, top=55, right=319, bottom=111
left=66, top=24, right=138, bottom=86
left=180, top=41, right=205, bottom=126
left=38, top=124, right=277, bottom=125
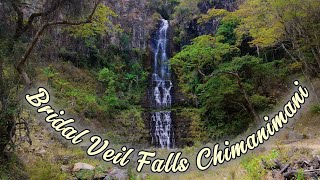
left=104, top=0, right=161, bottom=50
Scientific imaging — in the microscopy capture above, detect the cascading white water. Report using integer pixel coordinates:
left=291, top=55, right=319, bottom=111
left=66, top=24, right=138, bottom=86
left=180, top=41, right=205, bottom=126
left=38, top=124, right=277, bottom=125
left=150, top=19, right=175, bottom=148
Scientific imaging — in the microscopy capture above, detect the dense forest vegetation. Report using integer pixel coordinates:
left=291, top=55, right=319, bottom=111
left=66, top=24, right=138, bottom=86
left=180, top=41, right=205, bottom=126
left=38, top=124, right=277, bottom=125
left=171, top=0, right=320, bottom=140
left=0, top=0, right=319, bottom=179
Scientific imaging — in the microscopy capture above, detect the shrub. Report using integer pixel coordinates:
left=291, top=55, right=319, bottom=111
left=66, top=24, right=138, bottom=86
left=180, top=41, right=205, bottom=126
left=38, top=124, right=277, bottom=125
left=27, top=159, right=69, bottom=180
left=241, top=150, right=279, bottom=179
left=0, top=154, right=28, bottom=179
left=296, top=169, right=305, bottom=180
left=250, top=94, right=270, bottom=110
left=310, top=103, right=320, bottom=114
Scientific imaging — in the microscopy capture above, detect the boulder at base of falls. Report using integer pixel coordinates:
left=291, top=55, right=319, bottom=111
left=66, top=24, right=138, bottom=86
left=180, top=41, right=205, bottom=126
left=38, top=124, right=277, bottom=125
left=73, top=162, right=95, bottom=172
left=60, top=165, right=71, bottom=173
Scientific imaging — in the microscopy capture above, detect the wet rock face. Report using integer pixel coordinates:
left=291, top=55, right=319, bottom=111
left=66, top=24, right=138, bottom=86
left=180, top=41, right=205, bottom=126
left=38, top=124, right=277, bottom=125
left=11, top=0, right=159, bottom=51
left=177, top=0, right=238, bottom=47
left=198, top=0, right=238, bottom=13
left=105, top=0, right=159, bottom=50
left=172, top=112, right=193, bottom=148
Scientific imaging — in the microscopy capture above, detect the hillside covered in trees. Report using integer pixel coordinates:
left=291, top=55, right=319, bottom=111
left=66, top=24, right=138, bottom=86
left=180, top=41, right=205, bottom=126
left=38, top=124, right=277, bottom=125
left=0, top=0, right=320, bottom=179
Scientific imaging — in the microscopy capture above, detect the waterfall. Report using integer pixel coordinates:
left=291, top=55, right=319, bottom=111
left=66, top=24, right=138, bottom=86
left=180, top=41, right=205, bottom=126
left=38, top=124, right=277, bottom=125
left=150, top=19, right=175, bottom=149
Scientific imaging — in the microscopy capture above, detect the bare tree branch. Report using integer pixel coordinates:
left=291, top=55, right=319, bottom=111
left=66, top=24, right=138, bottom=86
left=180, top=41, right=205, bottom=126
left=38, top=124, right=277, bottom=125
left=11, top=2, right=24, bottom=39
left=16, top=1, right=101, bottom=86
left=12, top=0, right=66, bottom=40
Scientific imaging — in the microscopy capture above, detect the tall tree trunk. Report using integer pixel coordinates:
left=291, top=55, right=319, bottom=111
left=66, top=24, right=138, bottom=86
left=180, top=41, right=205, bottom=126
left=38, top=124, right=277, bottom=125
left=233, top=73, right=260, bottom=124
left=198, top=68, right=261, bottom=124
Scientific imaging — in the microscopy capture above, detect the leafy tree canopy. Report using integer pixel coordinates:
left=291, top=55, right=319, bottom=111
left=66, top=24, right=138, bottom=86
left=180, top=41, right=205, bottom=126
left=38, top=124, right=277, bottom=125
left=66, top=4, right=122, bottom=38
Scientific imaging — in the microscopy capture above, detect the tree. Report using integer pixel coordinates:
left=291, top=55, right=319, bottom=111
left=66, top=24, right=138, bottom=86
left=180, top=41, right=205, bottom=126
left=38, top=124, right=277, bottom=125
left=9, top=0, right=118, bottom=87
left=235, top=0, right=320, bottom=102
left=171, top=35, right=239, bottom=97
left=235, top=0, right=320, bottom=74
left=198, top=55, right=262, bottom=124
left=0, top=0, right=117, bottom=155
left=171, top=0, right=202, bottom=46
left=170, top=17, right=288, bottom=137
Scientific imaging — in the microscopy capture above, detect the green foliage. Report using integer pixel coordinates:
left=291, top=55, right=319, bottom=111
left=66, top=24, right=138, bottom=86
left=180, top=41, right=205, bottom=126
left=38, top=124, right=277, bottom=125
left=128, top=166, right=138, bottom=180
left=99, top=68, right=117, bottom=94
left=0, top=108, right=14, bottom=152
left=43, top=67, right=59, bottom=79
left=0, top=154, right=28, bottom=179
left=119, top=33, right=131, bottom=50
left=95, top=49, right=149, bottom=111
left=215, top=18, right=240, bottom=45
left=0, top=61, right=19, bottom=155
left=198, top=9, right=229, bottom=24
left=176, top=108, right=208, bottom=143
left=101, top=93, right=124, bottom=112
left=27, top=159, right=69, bottom=180
left=201, top=56, right=285, bottom=138
left=297, top=169, right=305, bottom=180
left=216, top=55, right=262, bottom=73
left=235, top=0, right=284, bottom=47
left=55, top=31, right=149, bottom=120
left=171, top=23, right=279, bottom=138
left=114, top=107, right=148, bottom=144
left=173, top=0, right=202, bottom=23
left=171, top=0, right=202, bottom=46
left=66, top=4, right=122, bottom=38
left=171, top=15, right=288, bottom=138
left=47, top=42, right=149, bottom=141
left=197, top=75, right=250, bottom=138
left=310, top=103, right=320, bottom=114
left=250, top=94, right=270, bottom=109
left=171, top=35, right=239, bottom=95
left=75, top=170, right=94, bottom=180
left=235, top=0, right=320, bottom=77
left=241, top=150, right=279, bottom=179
